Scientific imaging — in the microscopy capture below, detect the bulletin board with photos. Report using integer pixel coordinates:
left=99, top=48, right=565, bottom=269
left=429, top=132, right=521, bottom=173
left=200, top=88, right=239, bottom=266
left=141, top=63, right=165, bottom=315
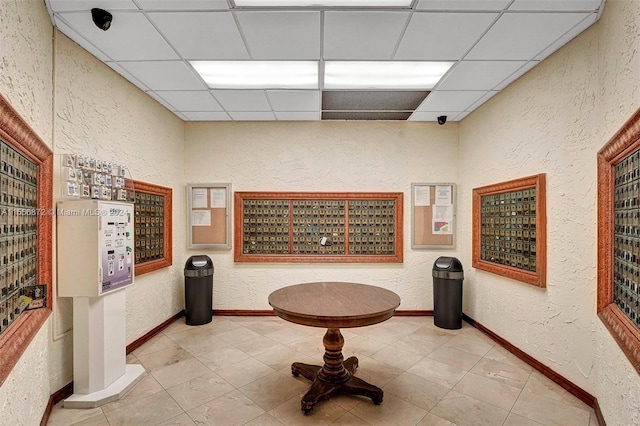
left=125, top=180, right=172, bottom=276
left=411, top=183, right=455, bottom=249
left=188, top=183, right=231, bottom=249
left=234, top=192, right=403, bottom=263
left=472, top=174, right=546, bottom=288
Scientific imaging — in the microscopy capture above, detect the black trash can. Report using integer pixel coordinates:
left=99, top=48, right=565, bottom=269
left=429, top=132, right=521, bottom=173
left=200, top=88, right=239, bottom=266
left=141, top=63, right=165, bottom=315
left=432, top=257, right=464, bottom=330
left=184, top=255, right=214, bottom=326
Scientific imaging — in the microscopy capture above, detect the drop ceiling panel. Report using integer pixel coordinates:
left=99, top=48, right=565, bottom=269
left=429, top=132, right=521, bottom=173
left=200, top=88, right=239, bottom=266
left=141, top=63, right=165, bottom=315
left=394, top=12, right=499, bottom=60
left=229, top=111, right=277, bottom=120
left=494, top=61, right=538, bottom=90
left=322, top=91, right=428, bottom=110
left=235, top=12, right=321, bottom=59
left=416, top=90, right=487, bottom=111
left=437, top=61, right=528, bottom=90
left=508, top=0, right=602, bottom=11
left=266, top=90, right=320, bottom=111
left=57, top=11, right=179, bottom=61
left=118, top=61, right=206, bottom=90
left=154, top=91, right=223, bottom=111
left=46, top=0, right=138, bottom=12
left=408, top=110, right=464, bottom=121
left=465, top=90, right=500, bottom=111
left=145, top=91, right=177, bottom=111
left=135, top=0, right=229, bottom=10
left=212, top=90, right=272, bottom=111
left=182, top=111, right=232, bottom=121
left=147, top=12, right=249, bottom=60
left=465, top=12, right=591, bottom=60
left=53, top=16, right=111, bottom=61
left=535, top=13, right=597, bottom=61
left=105, top=62, right=150, bottom=91
left=416, top=0, right=512, bottom=10
left=275, top=111, right=321, bottom=120
left=323, top=11, right=410, bottom=60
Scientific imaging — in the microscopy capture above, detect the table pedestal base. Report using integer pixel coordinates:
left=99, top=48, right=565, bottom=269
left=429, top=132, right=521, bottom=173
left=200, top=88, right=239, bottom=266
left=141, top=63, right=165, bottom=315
left=291, top=328, right=383, bottom=415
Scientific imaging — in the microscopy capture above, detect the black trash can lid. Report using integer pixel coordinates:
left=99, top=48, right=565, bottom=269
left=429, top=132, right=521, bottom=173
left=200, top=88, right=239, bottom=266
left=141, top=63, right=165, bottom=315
left=185, top=255, right=214, bottom=277
left=432, top=256, right=464, bottom=279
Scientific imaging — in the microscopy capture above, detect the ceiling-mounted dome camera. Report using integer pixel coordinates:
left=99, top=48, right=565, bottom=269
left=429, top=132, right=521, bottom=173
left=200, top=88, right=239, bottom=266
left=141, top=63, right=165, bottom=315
left=437, top=115, right=447, bottom=125
left=91, top=8, right=112, bottom=31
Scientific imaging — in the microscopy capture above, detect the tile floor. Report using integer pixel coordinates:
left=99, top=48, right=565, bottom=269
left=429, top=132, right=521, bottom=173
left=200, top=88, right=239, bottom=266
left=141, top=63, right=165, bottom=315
left=48, top=316, right=598, bottom=426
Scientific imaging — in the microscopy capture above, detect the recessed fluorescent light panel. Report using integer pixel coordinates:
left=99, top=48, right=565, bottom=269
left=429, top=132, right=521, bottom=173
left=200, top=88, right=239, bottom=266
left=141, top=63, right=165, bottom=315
left=190, top=61, right=318, bottom=89
left=324, top=61, right=454, bottom=90
left=233, top=0, right=413, bottom=7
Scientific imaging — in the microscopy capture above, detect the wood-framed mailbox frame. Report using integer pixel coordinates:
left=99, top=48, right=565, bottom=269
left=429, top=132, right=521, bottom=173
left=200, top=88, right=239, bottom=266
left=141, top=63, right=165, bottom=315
left=234, top=191, right=403, bottom=263
left=187, top=183, right=231, bottom=250
left=472, top=174, right=547, bottom=288
left=597, top=106, right=640, bottom=375
left=411, top=183, right=455, bottom=249
left=125, top=179, right=172, bottom=276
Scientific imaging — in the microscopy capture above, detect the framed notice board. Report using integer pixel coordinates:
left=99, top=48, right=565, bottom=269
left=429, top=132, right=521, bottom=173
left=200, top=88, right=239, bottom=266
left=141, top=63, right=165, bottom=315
left=411, top=183, right=455, bottom=249
left=234, top=191, right=403, bottom=263
left=187, top=183, right=231, bottom=249
left=472, top=174, right=546, bottom=288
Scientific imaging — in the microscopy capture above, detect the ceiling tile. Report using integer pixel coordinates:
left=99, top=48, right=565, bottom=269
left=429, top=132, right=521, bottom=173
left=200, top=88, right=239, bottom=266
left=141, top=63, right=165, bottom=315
left=147, top=12, right=249, bottom=60
left=154, top=91, right=223, bottom=111
left=145, top=91, right=177, bottom=110
left=275, top=111, right=321, bottom=120
left=323, top=11, right=410, bottom=60
left=105, top=62, right=150, bottom=91
left=47, top=0, right=138, bottom=12
left=508, top=0, right=602, bottom=11
left=437, top=61, right=528, bottom=90
left=465, top=90, right=500, bottom=111
left=57, top=11, right=179, bottom=61
left=182, top=111, right=231, bottom=121
left=535, top=13, right=597, bottom=61
left=415, top=90, right=487, bottom=111
left=235, top=11, right=321, bottom=59
left=408, top=110, right=464, bottom=121
left=136, top=0, right=229, bottom=10
left=53, top=16, right=110, bottom=61
left=266, top=90, right=320, bottom=111
left=228, top=111, right=276, bottom=120
left=394, top=12, right=499, bottom=60
left=322, top=91, right=428, bottom=110
left=117, top=61, right=206, bottom=90
left=416, top=0, right=511, bottom=10
left=494, top=61, right=538, bottom=90
left=173, top=111, right=189, bottom=120
left=465, top=12, right=591, bottom=60
left=212, top=90, right=271, bottom=111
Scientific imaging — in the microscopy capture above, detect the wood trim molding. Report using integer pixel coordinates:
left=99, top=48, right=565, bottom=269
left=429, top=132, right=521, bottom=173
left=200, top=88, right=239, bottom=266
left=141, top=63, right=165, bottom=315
left=597, top=105, right=640, bottom=376
left=126, top=310, right=183, bottom=354
left=0, top=93, right=53, bottom=388
left=462, top=314, right=596, bottom=408
left=472, top=174, right=547, bottom=287
left=125, top=179, right=172, bottom=276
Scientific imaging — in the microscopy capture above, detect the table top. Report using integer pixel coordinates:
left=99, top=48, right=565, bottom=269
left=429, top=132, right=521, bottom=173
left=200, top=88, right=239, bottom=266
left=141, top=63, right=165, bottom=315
left=268, top=282, right=401, bottom=328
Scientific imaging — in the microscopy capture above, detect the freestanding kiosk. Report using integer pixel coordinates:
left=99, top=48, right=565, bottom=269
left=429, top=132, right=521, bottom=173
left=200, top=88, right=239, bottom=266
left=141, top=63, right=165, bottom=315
left=57, top=200, right=145, bottom=408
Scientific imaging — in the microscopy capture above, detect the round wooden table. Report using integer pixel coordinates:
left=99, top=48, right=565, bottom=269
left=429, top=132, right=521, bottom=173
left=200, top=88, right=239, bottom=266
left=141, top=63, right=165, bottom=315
left=268, top=282, right=401, bottom=415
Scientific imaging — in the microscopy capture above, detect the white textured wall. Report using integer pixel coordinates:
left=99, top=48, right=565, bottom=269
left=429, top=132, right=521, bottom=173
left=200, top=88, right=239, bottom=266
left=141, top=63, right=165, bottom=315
left=0, top=1, right=53, bottom=425
left=457, top=1, right=640, bottom=424
left=53, top=32, right=186, bottom=357
left=185, top=121, right=460, bottom=311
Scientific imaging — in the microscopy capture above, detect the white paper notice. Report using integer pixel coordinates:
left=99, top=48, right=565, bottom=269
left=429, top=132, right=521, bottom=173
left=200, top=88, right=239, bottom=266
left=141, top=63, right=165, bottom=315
left=210, top=188, right=226, bottom=208
left=191, top=210, right=211, bottom=226
left=192, top=188, right=208, bottom=208
left=432, top=205, right=453, bottom=234
left=435, top=185, right=452, bottom=205
left=414, top=185, right=431, bottom=206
